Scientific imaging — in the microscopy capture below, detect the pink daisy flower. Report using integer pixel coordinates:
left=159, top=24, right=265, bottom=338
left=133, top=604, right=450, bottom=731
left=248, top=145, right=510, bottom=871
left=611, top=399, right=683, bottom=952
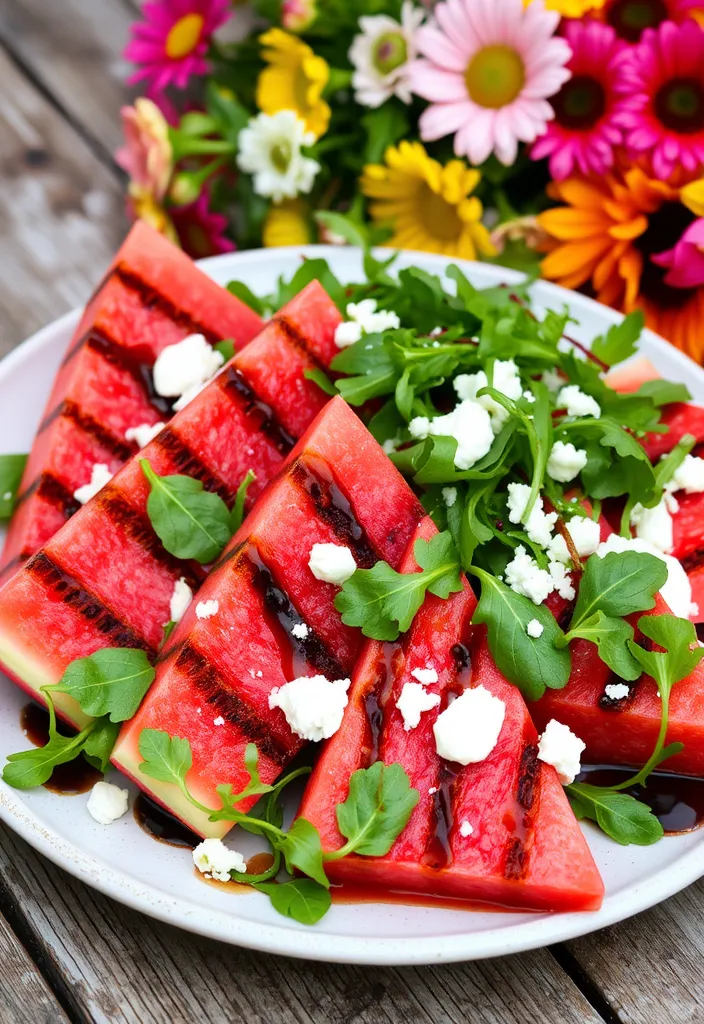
left=125, top=0, right=232, bottom=97
left=531, top=21, right=629, bottom=180
left=597, top=0, right=704, bottom=45
left=410, top=0, right=572, bottom=166
left=171, top=190, right=236, bottom=259
left=653, top=218, right=704, bottom=288
left=617, top=19, right=704, bottom=180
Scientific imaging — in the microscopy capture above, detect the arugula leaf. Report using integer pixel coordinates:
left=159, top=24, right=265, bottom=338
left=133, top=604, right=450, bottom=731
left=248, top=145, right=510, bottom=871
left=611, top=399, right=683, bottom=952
left=210, top=743, right=275, bottom=816
left=214, top=339, right=235, bottom=363
left=655, top=434, right=695, bottom=490
left=625, top=615, right=704, bottom=784
left=226, top=280, right=266, bottom=317
left=470, top=567, right=571, bottom=700
left=141, top=460, right=232, bottom=563
left=274, top=259, right=345, bottom=311
left=230, top=470, right=256, bottom=534
left=335, top=532, right=464, bottom=640
left=276, top=817, right=328, bottom=887
left=570, top=551, right=667, bottom=627
left=52, top=648, right=154, bottom=722
left=636, top=379, right=691, bottom=407
left=138, top=729, right=192, bottom=788
left=3, top=726, right=91, bottom=789
left=0, top=454, right=27, bottom=519
left=253, top=880, right=331, bottom=925
left=304, top=367, right=338, bottom=397
left=328, top=762, right=419, bottom=859
left=591, top=310, right=644, bottom=367
left=559, top=611, right=641, bottom=681
left=567, top=783, right=664, bottom=845
left=83, top=718, right=120, bottom=773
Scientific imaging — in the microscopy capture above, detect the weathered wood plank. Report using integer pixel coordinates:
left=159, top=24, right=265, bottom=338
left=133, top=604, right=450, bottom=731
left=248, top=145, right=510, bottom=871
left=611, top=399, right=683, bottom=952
left=0, top=823, right=605, bottom=1024
left=567, top=877, right=704, bottom=1024
left=0, top=904, right=70, bottom=1023
left=0, top=0, right=136, bottom=158
left=0, top=45, right=127, bottom=356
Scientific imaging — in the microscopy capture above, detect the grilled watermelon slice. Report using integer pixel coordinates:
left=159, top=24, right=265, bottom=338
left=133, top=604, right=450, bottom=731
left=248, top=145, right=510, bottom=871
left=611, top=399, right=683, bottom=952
left=0, top=222, right=264, bottom=585
left=112, top=397, right=424, bottom=836
left=299, top=516, right=604, bottom=913
left=0, top=287, right=345, bottom=725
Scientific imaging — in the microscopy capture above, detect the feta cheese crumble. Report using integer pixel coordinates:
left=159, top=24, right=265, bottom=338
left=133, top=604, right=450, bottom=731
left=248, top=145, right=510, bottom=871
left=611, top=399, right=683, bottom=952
left=152, top=334, right=224, bottom=411
left=291, top=622, right=310, bottom=639
left=669, top=454, right=704, bottom=494
left=125, top=421, right=165, bottom=449
left=506, top=483, right=558, bottom=549
left=459, top=820, right=474, bottom=838
left=411, top=667, right=438, bottom=685
left=604, top=682, right=630, bottom=701
left=74, top=463, right=113, bottom=505
left=169, top=577, right=193, bottom=623
left=86, top=781, right=129, bottom=825
left=504, top=546, right=575, bottom=605
left=542, top=368, right=563, bottom=392
left=537, top=719, right=585, bottom=785
left=409, top=400, right=494, bottom=471
left=454, top=359, right=523, bottom=433
left=442, top=486, right=458, bottom=508
left=556, top=384, right=601, bottom=420
left=596, top=533, right=696, bottom=619
left=547, top=441, right=588, bottom=483
left=630, top=496, right=674, bottom=554
left=433, top=685, right=506, bottom=765
left=547, top=515, right=601, bottom=564
left=213, top=716, right=225, bottom=726
left=396, top=682, right=441, bottom=731
left=193, top=837, right=246, bottom=882
left=308, top=542, right=357, bottom=585
left=334, top=299, right=400, bottom=348
left=526, top=618, right=544, bottom=638
left=268, top=674, right=351, bottom=741
left=195, top=599, right=219, bottom=620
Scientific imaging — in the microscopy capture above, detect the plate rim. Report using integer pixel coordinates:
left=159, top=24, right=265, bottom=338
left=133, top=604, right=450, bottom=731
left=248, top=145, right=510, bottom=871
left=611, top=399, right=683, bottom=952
left=1, top=243, right=703, bottom=965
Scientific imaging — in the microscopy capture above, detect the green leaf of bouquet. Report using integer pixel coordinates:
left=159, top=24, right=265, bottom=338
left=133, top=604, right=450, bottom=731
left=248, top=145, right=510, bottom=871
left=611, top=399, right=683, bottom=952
left=141, top=460, right=232, bottom=563
left=53, top=648, right=155, bottom=722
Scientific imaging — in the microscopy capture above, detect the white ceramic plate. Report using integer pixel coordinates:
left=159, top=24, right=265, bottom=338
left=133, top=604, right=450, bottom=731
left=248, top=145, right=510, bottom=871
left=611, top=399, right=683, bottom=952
left=1, top=245, right=703, bottom=966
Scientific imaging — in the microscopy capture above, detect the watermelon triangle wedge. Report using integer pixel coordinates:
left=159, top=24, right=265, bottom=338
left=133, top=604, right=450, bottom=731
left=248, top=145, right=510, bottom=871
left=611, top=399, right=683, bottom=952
left=298, top=516, right=604, bottom=913
left=112, top=397, right=424, bottom=836
left=1, top=222, right=265, bottom=585
left=0, top=281, right=345, bottom=725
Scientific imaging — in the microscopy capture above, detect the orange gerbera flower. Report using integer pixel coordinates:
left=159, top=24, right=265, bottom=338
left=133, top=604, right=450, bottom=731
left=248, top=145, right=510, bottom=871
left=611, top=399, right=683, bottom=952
left=538, top=167, right=704, bottom=359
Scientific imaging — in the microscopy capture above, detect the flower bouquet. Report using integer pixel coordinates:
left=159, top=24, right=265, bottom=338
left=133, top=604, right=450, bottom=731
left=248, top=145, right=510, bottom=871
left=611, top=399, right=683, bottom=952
left=121, top=0, right=704, bottom=361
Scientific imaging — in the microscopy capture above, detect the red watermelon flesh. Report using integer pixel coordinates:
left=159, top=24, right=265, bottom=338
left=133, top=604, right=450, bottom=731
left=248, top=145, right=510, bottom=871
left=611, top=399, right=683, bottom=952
left=0, top=222, right=265, bottom=585
left=112, top=397, right=424, bottom=836
left=299, top=516, right=604, bottom=912
left=0, top=290, right=344, bottom=726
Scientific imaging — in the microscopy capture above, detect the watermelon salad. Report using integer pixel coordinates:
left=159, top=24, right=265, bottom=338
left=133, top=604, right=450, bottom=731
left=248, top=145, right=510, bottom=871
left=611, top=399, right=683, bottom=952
left=2, top=225, right=704, bottom=925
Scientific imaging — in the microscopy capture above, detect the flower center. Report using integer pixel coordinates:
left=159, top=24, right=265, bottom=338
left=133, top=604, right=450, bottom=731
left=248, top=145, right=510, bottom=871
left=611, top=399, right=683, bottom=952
left=165, top=13, right=205, bottom=60
left=605, top=0, right=669, bottom=43
left=655, top=78, right=704, bottom=134
left=372, top=32, right=408, bottom=76
left=465, top=45, right=525, bottom=109
left=419, top=186, right=462, bottom=243
left=271, top=140, right=293, bottom=174
left=552, top=76, right=607, bottom=131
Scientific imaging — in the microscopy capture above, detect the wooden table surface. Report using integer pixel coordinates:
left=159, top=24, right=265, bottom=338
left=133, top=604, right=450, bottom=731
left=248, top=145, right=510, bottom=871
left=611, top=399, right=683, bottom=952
left=0, top=1, right=702, bottom=1021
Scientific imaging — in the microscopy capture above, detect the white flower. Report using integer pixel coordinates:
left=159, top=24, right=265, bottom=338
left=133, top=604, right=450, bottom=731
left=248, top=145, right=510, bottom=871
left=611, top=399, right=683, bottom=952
left=237, top=110, right=320, bottom=202
left=349, top=1, right=424, bottom=108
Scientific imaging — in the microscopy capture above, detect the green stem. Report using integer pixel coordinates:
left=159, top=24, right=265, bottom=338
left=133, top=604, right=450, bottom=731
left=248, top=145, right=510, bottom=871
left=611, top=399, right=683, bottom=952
left=173, top=138, right=235, bottom=159
left=613, top=693, right=670, bottom=790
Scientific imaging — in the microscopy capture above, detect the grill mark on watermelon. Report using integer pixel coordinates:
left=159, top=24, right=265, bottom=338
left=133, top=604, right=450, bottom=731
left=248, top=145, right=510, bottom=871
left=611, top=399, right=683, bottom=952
left=151, top=427, right=232, bottom=502
left=85, top=330, right=174, bottom=416
left=273, top=314, right=328, bottom=373
left=680, top=547, right=704, bottom=572
left=38, top=399, right=134, bottom=461
left=245, top=545, right=347, bottom=681
left=364, top=642, right=403, bottom=764
left=422, top=765, right=457, bottom=871
left=291, top=457, right=379, bottom=568
left=25, top=552, right=155, bottom=654
left=504, top=743, right=540, bottom=882
left=13, top=473, right=80, bottom=518
left=172, top=641, right=292, bottom=765
left=94, top=489, right=202, bottom=590
left=218, top=367, right=296, bottom=456
left=0, top=555, right=27, bottom=585
left=114, top=267, right=221, bottom=343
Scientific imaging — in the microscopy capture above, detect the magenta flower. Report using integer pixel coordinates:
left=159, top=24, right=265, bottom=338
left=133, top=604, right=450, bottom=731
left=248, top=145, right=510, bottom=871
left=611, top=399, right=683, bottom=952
left=410, top=0, right=572, bottom=166
left=171, top=190, right=236, bottom=259
left=617, top=19, right=704, bottom=180
left=125, top=0, right=232, bottom=97
left=531, top=21, right=629, bottom=180
left=653, top=219, right=704, bottom=289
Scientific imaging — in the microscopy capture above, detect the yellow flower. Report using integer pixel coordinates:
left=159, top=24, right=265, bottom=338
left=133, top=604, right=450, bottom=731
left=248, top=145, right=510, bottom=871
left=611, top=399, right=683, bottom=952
left=524, top=0, right=605, bottom=13
left=681, top=177, right=704, bottom=217
left=263, top=200, right=312, bottom=247
left=129, top=187, right=179, bottom=246
left=361, top=141, right=496, bottom=260
left=256, top=29, right=330, bottom=140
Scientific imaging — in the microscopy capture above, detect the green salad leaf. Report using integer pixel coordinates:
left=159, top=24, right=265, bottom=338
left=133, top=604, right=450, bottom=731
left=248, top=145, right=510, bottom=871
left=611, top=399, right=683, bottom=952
left=0, top=454, right=27, bottom=519
left=53, top=648, right=154, bottom=722
left=141, top=460, right=232, bottom=563
left=567, top=784, right=664, bottom=846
